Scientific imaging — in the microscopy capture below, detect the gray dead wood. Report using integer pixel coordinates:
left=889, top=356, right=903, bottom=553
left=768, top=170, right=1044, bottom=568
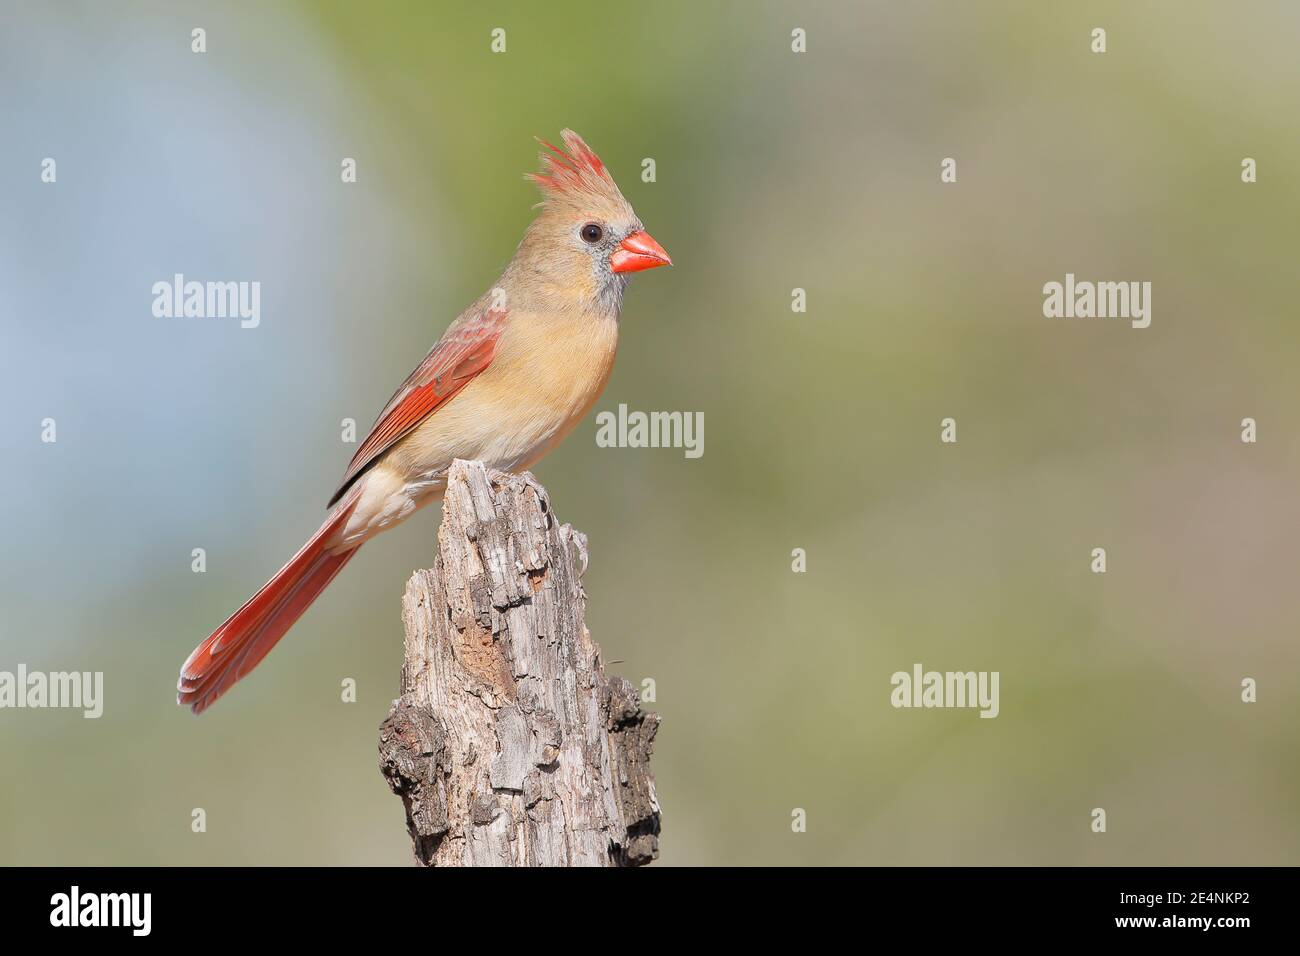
left=377, top=459, right=661, bottom=866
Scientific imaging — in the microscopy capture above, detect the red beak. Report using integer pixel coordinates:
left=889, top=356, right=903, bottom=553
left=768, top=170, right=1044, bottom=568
left=610, top=230, right=672, bottom=274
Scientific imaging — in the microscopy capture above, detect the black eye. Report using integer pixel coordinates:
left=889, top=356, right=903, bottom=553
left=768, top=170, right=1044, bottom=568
left=580, top=223, right=603, bottom=244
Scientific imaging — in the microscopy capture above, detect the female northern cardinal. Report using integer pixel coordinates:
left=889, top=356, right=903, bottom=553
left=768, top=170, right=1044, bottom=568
left=178, top=130, right=670, bottom=713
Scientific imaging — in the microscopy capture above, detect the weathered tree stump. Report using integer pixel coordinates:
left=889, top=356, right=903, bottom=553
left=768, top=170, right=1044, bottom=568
left=377, top=459, right=660, bottom=866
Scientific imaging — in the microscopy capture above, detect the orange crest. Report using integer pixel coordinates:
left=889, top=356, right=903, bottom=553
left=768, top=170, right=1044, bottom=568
left=528, top=129, right=620, bottom=202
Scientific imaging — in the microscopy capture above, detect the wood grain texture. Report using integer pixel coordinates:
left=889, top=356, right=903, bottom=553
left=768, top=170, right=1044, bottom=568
left=378, top=459, right=660, bottom=866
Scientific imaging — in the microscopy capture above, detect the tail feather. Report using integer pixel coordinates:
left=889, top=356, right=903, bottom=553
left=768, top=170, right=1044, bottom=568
left=178, top=492, right=361, bottom=714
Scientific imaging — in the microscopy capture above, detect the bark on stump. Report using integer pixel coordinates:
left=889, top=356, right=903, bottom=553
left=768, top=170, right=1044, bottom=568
left=377, top=459, right=661, bottom=866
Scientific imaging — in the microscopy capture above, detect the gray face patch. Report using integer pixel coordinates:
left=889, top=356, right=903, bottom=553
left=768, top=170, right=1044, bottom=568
left=578, top=219, right=640, bottom=314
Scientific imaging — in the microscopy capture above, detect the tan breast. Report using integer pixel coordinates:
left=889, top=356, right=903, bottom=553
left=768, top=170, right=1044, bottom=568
left=386, top=309, right=620, bottom=481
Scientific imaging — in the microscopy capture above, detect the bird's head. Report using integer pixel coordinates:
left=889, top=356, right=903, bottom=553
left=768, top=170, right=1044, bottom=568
left=515, top=129, right=671, bottom=312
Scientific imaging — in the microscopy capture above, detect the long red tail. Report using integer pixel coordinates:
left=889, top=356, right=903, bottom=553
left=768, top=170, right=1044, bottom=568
left=178, top=493, right=362, bottom=714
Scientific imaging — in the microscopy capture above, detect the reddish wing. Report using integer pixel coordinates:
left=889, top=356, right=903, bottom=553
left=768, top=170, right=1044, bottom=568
left=328, top=307, right=507, bottom=506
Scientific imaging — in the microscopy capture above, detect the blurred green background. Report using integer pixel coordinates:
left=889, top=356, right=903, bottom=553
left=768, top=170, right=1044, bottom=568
left=2, top=0, right=1298, bottom=865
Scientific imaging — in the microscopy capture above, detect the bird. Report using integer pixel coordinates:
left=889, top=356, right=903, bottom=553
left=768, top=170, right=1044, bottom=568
left=177, top=130, right=671, bottom=714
